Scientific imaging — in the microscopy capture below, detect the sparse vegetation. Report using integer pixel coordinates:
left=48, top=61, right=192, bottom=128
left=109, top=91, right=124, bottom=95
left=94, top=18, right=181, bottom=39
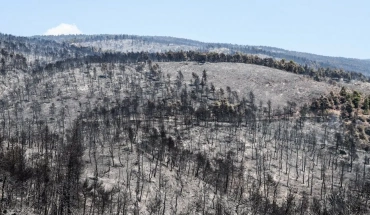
left=0, top=33, right=369, bottom=215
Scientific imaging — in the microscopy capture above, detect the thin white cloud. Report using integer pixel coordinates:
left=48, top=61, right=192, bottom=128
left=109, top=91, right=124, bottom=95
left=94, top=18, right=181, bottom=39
left=44, top=23, right=82, bottom=35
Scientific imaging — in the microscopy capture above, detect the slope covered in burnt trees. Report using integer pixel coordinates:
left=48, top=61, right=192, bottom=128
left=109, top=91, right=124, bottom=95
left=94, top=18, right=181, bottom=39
left=0, top=34, right=369, bottom=214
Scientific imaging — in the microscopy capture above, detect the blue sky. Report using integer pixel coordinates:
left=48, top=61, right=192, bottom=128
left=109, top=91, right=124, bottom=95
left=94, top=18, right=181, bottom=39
left=1, top=0, right=369, bottom=59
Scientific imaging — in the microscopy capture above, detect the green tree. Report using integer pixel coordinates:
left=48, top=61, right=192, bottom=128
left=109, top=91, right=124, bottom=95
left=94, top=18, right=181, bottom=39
left=352, top=90, right=361, bottom=108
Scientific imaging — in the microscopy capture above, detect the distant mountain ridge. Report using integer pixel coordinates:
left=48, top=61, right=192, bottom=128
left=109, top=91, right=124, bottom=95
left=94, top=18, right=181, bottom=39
left=36, top=34, right=370, bottom=75
left=0, top=33, right=95, bottom=66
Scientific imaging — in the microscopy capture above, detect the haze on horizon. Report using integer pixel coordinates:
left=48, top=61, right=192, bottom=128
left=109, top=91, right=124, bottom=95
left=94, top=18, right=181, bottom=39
left=1, top=0, right=369, bottom=59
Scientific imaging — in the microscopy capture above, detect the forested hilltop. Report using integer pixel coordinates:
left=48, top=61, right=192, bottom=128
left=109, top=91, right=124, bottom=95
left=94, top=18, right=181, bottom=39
left=37, top=34, right=370, bottom=76
left=0, top=33, right=370, bottom=214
